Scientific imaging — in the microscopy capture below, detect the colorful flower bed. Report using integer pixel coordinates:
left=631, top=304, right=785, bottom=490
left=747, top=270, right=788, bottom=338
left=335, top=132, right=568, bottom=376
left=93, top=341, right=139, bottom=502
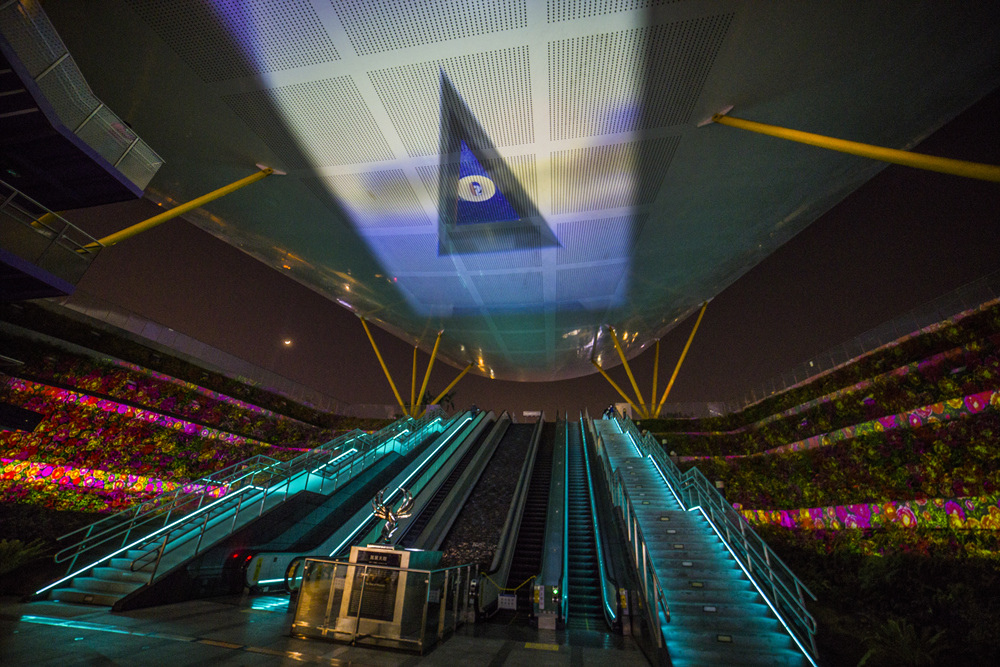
left=685, top=409, right=1000, bottom=510
left=0, top=458, right=227, bottom=498
left=740, top=494, right=1000, bottom=531
left=679, top=387, right=999, bottom=461
left=23, top=353, right=333, bottom=446
left=0, top=376, right=300, bottom=495
left=655, top=298, right=1000, bottom=434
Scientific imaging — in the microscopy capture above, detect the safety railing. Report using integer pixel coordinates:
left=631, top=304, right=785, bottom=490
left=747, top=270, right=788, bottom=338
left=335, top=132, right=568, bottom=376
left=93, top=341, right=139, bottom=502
left=36, top=415, right=442, bottom=596
left=0, top=179, right=101, bottom=285
left=0, top=0, right=164, bottom=190
left=611, top=466, right=670, bottom=648
left=292, top=557, right=474, bottom=653
left=618, top=417, right=819, bottom=662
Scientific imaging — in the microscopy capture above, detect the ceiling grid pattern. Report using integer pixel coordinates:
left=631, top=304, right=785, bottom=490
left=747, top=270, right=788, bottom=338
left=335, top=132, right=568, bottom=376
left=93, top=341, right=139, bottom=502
left=127, top=0, right=340, bottom=82
left=368, top=47, right=535, bottom=157
left=547, top=0, right=684, bottom=23
left=333, top=0, right=527, bottom=56
left=548, top=14, right=734, bottom=139
left=550, top=136, right=680, bottom=213
left=222, top=77, right=395, bottom=168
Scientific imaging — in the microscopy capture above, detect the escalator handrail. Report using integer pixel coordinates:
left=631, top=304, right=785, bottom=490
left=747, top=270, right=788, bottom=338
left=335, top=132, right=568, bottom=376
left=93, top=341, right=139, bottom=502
left=486, top=413, right=545, bottom=576
left=579, top=414, right=618, bottom=626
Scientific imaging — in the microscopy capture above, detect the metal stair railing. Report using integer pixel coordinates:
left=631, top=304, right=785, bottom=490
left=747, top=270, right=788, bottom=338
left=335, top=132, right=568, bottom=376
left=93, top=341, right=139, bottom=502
left=36, top=415, right=441, bottom=597
left=127, top=413, right=449, bottom=579
left=617, top=417, right=819, bottom=664
left=610, top=466, right=670, bottom=649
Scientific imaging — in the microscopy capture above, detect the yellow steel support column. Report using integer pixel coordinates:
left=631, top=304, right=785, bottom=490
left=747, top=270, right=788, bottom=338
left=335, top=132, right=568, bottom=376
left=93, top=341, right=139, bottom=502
left=415, top=331, right=444, bottom=418
left=591, top=359, right=644, bottom=419
left=359, top=318, right=408, bottom=417
left=411, top=347, right=418, bottom=416
left=650, top=340, right=660, bottom=418
left=88, top=166, right=279, bottom=248
left=608, top=326, right=648, bottom=417
left=712, top=113, right=1000, bottom=183
left=654, top=302, right=709, bottom=418
left=418, top=364, right=473, bottom=419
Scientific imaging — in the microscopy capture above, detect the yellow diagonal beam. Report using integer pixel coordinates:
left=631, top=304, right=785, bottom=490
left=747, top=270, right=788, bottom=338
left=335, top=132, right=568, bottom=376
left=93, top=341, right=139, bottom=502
left=360, top=317, right=408, bottom=417
left=712, top=113, right=1000, bottom=183
left=591, top=359, right=644, bottom=419
left=88, top=166, right=278, bottom=248
left=608, top=326, right=647, bottom=417
left=411, top=347, right=418, bottom=415
left=418, top=364, right=472, bottom=418
left=651, top=339, right=660, bottom=417
left=654, top=302, right=709, bottom=418
left=415, top=331, right=444, bottom=418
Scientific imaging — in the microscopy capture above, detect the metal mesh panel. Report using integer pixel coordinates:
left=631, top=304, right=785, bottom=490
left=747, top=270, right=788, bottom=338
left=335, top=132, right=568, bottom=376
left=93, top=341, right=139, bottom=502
left=547, top=0, right=682, bottom=22
left=313, top=170, right=429, bottom=228
left=369, top=47, right=534, bottom=157
left=0, top=1, right=66, bottom=77
left=549, top=14, right=734, bottom=139
left=34, top=57, right=98, bottom=130
left=116, top=140, right=165, bottom=190
left=75, top=105, right=136, bottom=166
left=127, top=0, right=339, bottom=82
left=556, top=215, right=644, bottom=265
left=223, top=78, right=395, bottom=168
left=557, top=262, right=627, bottom=300
left=470, top=271, right=543, bottom=305
left=334, top=0, right=527, bottom=56
left=550, top=137, right=679, bottom=213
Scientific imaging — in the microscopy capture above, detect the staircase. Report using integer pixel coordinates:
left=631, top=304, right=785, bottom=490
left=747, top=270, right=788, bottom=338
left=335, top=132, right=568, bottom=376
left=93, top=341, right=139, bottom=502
left=593, top=418, right=815, bottom=666
left=37, top=416, right=447, bottom=608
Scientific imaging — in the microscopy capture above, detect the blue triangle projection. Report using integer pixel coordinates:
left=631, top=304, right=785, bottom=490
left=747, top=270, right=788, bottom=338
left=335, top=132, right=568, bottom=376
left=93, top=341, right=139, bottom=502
left=437, top=71, right=558, bottom=255
left=456, top=141, right=520, bottom=225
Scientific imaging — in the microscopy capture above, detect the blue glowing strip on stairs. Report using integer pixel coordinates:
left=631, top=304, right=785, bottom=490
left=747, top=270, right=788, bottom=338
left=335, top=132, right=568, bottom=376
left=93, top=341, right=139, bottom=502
left=646, top=454, right=685, bottom=507
left=35, top=486, right=254, bottom=595
left=687, top=504, right=818, bottom=667
left=328, top=415, right=472, bottom=556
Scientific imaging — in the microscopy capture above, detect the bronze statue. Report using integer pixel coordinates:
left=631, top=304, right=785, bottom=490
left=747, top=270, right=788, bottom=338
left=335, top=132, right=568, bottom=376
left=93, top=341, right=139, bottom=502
left=371, top=488, right=414, bottom=544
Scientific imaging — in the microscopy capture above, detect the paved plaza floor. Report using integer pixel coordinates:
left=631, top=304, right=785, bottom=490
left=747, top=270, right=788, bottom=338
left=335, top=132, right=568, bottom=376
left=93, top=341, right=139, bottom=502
left=0, top=594, right=651, bottom=666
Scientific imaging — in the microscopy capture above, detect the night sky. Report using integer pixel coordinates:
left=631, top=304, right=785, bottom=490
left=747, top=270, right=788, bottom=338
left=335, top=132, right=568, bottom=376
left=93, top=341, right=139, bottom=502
left=66, top=87, right=1000, bottom=421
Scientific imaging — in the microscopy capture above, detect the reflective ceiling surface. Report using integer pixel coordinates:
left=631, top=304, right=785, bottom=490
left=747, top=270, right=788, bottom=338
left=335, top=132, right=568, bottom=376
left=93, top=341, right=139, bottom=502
left=40, top=0, right=1000, bottom=381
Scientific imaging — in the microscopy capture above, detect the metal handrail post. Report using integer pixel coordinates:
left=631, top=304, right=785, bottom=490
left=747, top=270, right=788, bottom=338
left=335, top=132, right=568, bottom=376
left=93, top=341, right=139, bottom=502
left=419, top=572, right=430, bottom=650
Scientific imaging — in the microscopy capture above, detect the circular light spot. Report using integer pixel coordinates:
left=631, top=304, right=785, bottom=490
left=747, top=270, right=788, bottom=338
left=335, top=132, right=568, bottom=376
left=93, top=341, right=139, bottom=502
left=457, top=175, right=496, bottom=202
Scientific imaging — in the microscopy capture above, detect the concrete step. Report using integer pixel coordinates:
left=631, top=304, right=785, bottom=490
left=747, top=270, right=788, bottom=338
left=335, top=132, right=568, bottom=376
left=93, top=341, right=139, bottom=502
left=110, top=557, right=155, bottom=572
left=71, top=576, right=143, bottom=595
left=92, top=566, right=149, bottom=583
left=667, top=643, right=810, bottom=667
left=50, top=587, right=120, bottom=606
left=666, top=586, right=763, bottom=607
left=667, top=609, right=782, bottom=634
left=664, top=624, right=799, bottom=653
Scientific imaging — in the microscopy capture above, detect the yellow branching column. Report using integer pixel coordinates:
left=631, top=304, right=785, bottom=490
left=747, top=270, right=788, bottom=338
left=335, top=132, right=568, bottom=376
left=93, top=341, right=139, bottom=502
left=654, top=302, right=709, bottom=418
left=360, top=318, right=408, bottom=417
left=608, top=326, right=648, bottom=417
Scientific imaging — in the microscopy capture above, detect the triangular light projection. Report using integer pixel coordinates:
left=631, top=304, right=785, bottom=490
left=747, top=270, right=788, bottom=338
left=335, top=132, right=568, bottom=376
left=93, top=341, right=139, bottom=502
left=437, top=71, right=558, bottom=255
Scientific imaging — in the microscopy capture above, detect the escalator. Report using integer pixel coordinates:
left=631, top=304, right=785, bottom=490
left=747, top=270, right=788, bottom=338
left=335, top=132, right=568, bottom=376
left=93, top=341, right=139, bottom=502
left=565, top=421, right=603, bottom=629
left=395, top=421, right=493, bottom=548
left=503, top=421, right=556, bottom=616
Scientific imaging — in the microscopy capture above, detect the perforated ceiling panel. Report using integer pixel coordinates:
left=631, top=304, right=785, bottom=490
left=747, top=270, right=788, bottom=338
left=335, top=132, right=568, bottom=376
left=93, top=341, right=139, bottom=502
left=127, top=0, right=339, bottom=82
left=547, top=0, right=682, bottom=22
left=556, top=215, right=645, bottom=265
left=369, top=47, right=534, bottom=157
left=310, top=170, right=428, bottom=229
left=549, top=15, right=733, bottom=139
left=471, top=271, right=544, bottom=305
left=558, top=263, right=627, bottom=301
left=551, top=137, right=680, bottom=213
left=223, top=78, right=394, bottom=168
left=334, top=0, right=527, bottom=56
